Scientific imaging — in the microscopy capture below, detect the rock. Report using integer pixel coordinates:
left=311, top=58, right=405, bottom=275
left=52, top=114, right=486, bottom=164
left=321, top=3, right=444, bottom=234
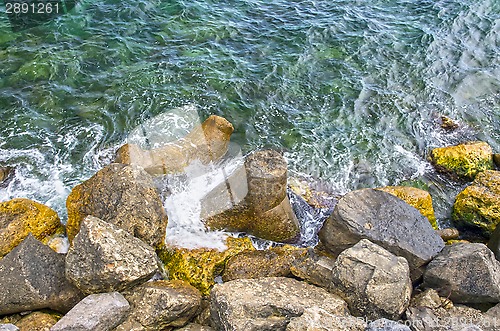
left=365, top=319, right=411, bottom=331
left=0, top=325, right=18, bottom=331
left=440, top=115, right=459, bottom=131
left=318, top=189, right=444, bottom=275
left=423, top=243, right=500, bottom=304
left=493, top=154, right=500, bottom=169
left=453, top=170, right=500, bottom=236
left=115, top=114, right=234, bottom=175
left=330, top=239, right=412, bottom=320
left=50, top=292, right=130, bottom=331
left=0, top=198, right=64, bottom=258
left=0, top=235, right=83, bottom=315
left=288, top=177, right=338, bottom=209
left=222, top=245, right=306, bottom=281
left=210, top=277, right=350, bottom=331
left=437, top=228, right=460, bottom=241
left=157, top=237, right=254, bottom=296
left=66, top=216, right=159, bottom=294
left=289, top=248, right=337, bottom=290
left=175, top=324, right=214, bottom=331
left=376, top=186, right=437, bottom=229
left=428, top=141, right=493, bottom=180
left=285, top=306, right=366, bottom=331
left=66, top=163, right=168, bottom=247
left=410, top=289, right=445, bottom=310
left=116, top=280, right=201, bottom=330
left=15, top=311, right=61, bottom=331
left=0, top=166, right=14, bottom=185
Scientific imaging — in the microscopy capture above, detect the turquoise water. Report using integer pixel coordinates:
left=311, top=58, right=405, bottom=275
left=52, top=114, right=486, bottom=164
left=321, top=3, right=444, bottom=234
left=0, top=0, right=499, bottom=226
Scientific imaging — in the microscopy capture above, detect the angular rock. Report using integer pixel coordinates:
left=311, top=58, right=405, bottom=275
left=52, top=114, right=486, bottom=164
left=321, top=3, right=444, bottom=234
left=285, top=306, right=366, bottom=331
left=289, top=248, right=336, bottom=290
left=454, top=170, right=500, bottom=236
left=365, top=319, right=411, bottom=331
left=66, top=163, right=168, bottom=247
left=0, top=166, right=14, bottom=185
left=440, top=115, right=459, bottom=131
left=51, top=292, right=130, bottom=331
left=318, top=189, right=444, bottom=274
left=15, top=311, right=60, bottom=331
left=376, top=186, right=437, bottom=229
left=175, top=324, right=215, bottom=331
left=0, top=235, right=83, bottom=315
left=288, top=177, right=339, bottom=209
left=437, top=228, right=460, bottom=241
left=0, top=198, right=64, bottom=258
left=423, top=243, right=500, bottom=304
left=117, top=280, right=202, bottom=330
left=331, top=239, right=412, bottom=320
left=66, top=216, right=159, bottom=294
left=0, top=325, right=18, bottom=331
left=428, top=141, right=493, bottom=180
left=157, top=237, right=254, bottom=296
left=210, top=277, right=350, bottom=331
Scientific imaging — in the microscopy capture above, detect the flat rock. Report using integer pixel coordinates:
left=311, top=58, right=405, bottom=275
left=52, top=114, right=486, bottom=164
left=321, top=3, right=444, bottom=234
left=210, top=277, right=349, bottom=331
left=365, top=319, right=411, bottom=331
left=66, top=216, right=159, bottom=294
left=0, top=235, right=83, bottom=315
left=285, top=306, right=366, bottom=331
left=50, top=292, right=130, bottom=331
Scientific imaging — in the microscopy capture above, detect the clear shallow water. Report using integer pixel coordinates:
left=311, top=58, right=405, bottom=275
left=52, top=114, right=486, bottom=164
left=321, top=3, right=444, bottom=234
left=0, top=0, right=499, bottom=238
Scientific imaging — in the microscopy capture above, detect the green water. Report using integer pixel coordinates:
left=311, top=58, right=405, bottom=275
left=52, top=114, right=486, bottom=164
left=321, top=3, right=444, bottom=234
left=0, top=0, right=499, bottom=225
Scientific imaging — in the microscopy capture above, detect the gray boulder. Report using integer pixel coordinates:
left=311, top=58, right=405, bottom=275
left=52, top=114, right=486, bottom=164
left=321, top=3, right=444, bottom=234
left=0, top=325, right=19, bottom=331
left=285, top=306, right=366, bottom=331
left=209, top=277, right=350, bottom=331
left=0, top=235, right=83, bottom=315
left=318, top=189, right=444, bottom=274
left=50, top=292, right=130, bottom=331
left=365, top=319, right=411, bottom=331
left=66, top=216, right=159, bottom=294
left=330, top=239, right=412, bottom=320
left=423, top=243, right=500, bottom=304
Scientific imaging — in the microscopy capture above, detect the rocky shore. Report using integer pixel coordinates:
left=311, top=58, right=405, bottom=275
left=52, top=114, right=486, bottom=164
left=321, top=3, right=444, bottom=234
left=2, top=115, right=500, bottom=331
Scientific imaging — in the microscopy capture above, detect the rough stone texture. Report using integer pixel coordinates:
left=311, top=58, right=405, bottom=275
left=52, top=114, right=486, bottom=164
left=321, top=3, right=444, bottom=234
left=289, top=248, right=336, bottom=290
left=222, top=245, right=306, bottom=281
left=65, top=163, right=168, bottom=247
left=376, top=186, right=437, bottom=229
left=331, top=239, right=412, bottom=320
left=0, top=325, right=18, bottom=331
left=285, top=307, right=366, bottom=331
left=15, top=311, right=61, bottom=331
left=116, top=280, right=202, bottom=330
left=437, top=228, right=460, bottom=241
left=210, top=277, right=349, bottom=331
left=494, top=154, right=500, bottom=168
left=423, top=243, right=500, bottom=304
left=428, top=141, right=493, bottom=180
left=0, top=235, right=83, bottom=315
left=318, top=189, right=444, bottom=274
left=175, top=324, right=215, bottom=331
left=365, top=319, right=411, bottom=331
left=157, top=237, right=254, bottom=296
left=440, top=115, right=459, bottom=131
left=66, top=216, right=159, bottom=294
left=454, top=170, right=500, bottom=236
left=115, top=114, right=234, bottom=176
left=0, top=198, right=64, bottom=258
left=288, top=177, right=339, bottom=209
left=0, top=166, right=14, bottom=185
left=51, top=292, right=130, bottom=331
left=488, top=223, right=500, bottom=261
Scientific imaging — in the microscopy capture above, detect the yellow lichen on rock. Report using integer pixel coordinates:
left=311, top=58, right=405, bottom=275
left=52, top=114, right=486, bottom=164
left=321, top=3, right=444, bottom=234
left=377, top=186, right=438, bottom=229
left=0, top=198, right=64, bottom=258
left=15, top=311, right=61, bottom=331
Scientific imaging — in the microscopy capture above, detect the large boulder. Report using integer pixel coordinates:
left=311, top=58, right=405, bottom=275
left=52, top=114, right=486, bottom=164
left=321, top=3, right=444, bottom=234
left=116, top=280, right=202, bottom=330
left=0, top=235, right=83, bottom=315
left=66, top=216, right=159, bottom=294
left=51, top=292, right=130, bottom=331
left=376, top=186, right=437, bottom=229
left=454, top=170, right=500, bottom=236
left=0, top=198, right=64, bottom=258
left=423, top=243, right=500, bottom=304
left=318, top=189, right=444, bottom=275
left=286, top=306, right=366, bottom=331
left=331, top=239, right=412, bottom=320
left=428, top=141, right=493, bottom=180
left=209, top=277, right=350, bottom=331
left=66, top=163, right=168, bottom=247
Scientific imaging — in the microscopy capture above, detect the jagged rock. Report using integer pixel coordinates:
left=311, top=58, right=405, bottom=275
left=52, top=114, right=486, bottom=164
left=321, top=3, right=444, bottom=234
left=454, top=170, right=500, bottom=236
left=176, top=324, right=215, bottom=331
left=423, top=243, right=500, bottom=304
left=437, top=228, right=460, bottom=241
left=0, top=325, right=18, bottom=331
left=157, top=237, right=254, bottom=296
left=51, top=292, right=130, bottom=331
left=222, top=245, right=306, bottom=281
left=289, top=248, right=336, bottom=290
left=376, top=186, right=437, bottom=229
left=0, top=235, right=83, bottom=315
left=210, top=277, right=350, bottom=331
left=0, top=166, right=14, bottom=185
left=331, top=239, right=412, bottom=320
left=115, top=114, right=234, bottom=176
left=288, top=177, right=338, bottom=209
left=15, top=311, right=61, bottom=331
left=66, top=163, right=168, bottom=247
left=0, top=198, right=64, bottom=258
left=428, top=141, right=493, bottom=180
left=66, top=216, right=159, bottom=294
left=440, top=115, right=459, bottom=131
left=285, top=306, right=366, bottom=331
left=318, top=189, right=444, bottom=276
left=116, top=280, right=201, bottom=330
left=365, top=319, right=411, bottom=331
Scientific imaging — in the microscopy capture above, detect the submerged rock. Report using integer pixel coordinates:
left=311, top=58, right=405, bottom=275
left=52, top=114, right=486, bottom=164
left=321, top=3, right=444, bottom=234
left=428, top=141, right=493, bottom=180
left=0, top=198, right=64, bottom=258
left=288, top=177, right=338, bottom=209
left=453, top=170, right=500, bottom=236
left=14, top=311, right=61, bottom=331
left=66, top=163, right=168, bottom=247
left=66, top=216, right=159, bottom=294
left=440, top=115, right=459, bottom=131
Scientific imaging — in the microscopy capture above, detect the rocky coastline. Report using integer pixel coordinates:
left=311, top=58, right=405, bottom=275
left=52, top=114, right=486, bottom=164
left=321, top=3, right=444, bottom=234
left=2, top=115, right=500, bottom=331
